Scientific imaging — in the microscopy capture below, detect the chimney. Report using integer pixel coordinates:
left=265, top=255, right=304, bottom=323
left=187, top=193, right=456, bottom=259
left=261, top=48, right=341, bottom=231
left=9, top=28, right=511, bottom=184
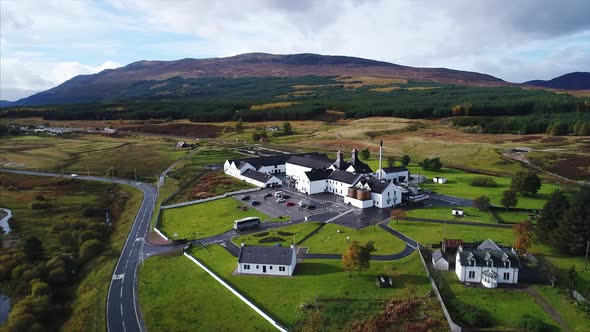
left=351, top=148, right=358, bottom=164
left=379, top=140, right=383, bottom=180
left=335, top=150, right=343, bottom=167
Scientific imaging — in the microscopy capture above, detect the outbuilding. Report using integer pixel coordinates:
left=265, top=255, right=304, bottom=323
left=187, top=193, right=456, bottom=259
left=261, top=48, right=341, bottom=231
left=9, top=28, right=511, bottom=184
left=432, top=249, right=449, bottom=270
left=237, top=244, right=297, bottom=276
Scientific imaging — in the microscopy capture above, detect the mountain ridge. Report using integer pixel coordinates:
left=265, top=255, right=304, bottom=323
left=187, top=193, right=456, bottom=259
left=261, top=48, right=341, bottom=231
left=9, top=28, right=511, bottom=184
left=525, top=72, right=590, bottom=90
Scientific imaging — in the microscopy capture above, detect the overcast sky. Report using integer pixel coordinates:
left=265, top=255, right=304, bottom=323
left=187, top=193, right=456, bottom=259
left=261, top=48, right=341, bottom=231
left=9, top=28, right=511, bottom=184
left=1, top=0, right=589, bottom=101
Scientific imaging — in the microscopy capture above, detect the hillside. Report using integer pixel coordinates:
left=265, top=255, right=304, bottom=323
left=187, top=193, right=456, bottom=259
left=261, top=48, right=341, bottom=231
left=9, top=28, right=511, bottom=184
left=525, top=72, right=590, bottom=90
left=9, top=53, right=506, bottom=106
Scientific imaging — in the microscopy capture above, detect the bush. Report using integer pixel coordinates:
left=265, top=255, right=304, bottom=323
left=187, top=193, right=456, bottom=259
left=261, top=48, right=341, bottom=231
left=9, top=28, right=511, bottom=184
left=517, top=315, right=551, bottom=332
left=29, top=202, right=53, bottom=210
left=451, top=301, right=492, bottom=328
left=252, top=232, right=269, bottom=238
left=34, top=194, right=46, bottom=201
left=79, top=239, right=103, bottom=262
left=82, top=207, right=103, bottom=217
left=259, top=236, right=285, bottom=243
left=421, top=157, right=442, bottom=171
left=277, top=231, right=295, bottom=236
left=470, top=176, right=497, bottom=187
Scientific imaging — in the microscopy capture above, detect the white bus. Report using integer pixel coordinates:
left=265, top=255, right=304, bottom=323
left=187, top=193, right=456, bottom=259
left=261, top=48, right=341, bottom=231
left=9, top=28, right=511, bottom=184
left=233, top=217, right=261, bottom=231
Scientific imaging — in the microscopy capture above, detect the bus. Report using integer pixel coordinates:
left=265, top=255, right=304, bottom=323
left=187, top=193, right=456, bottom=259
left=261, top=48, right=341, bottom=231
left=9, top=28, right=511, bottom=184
left=233, top=217, right=261, bottom=231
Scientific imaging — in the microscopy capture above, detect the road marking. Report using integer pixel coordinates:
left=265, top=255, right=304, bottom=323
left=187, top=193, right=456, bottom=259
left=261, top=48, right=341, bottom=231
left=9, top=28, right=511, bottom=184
left=135, top=237, right=144, bottom=242
left=113, top=274, right=125, bottom=280
left=120, top=287, right=123, bottom=297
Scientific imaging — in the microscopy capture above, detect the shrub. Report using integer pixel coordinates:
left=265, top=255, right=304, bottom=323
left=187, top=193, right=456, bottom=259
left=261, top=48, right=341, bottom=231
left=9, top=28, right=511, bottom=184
left=277, top=231, right=295, bottom=236
left=34, top=194, right=46, bottom=201
left=252, top=232, right=269, bottom=238
left=421, top=157, right=442, bottom=171
left=451, top=301, right=492, bottom=328
left=82, top=207, right=103, bottom=217
left=29, top=201, right=53, bottom=209
left=470, top=176, right=497, bottom=187
left=259, top=236, right=285, bottom=243
left=79, top=239, right=103, bottom=262
left=517, top=315, right=551, bottom=332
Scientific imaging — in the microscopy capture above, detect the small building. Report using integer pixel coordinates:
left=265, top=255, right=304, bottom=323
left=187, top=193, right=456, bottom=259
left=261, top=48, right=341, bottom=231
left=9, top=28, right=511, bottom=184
left=452, top=209, right=464, bottom=217
left=432, top=249, right=449, bottom=270
left=455, top=239, right=520, bottom=288
left=433, top=176, right=447, bottom=184
left=267, top=126, right=281, bottom=132
left=103, top=127, right=117, bottom=134
left=237, top=244, right=297, bottom=276
left=241, top=169, right=282, bottom=188
left=442, top=239, right=464, bottom=253
left=374, top=166, right=409, bottom=184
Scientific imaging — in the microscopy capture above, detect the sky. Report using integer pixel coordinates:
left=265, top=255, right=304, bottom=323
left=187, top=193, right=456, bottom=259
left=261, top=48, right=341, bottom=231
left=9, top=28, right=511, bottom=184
left=1, top=0, right=589, bottom=101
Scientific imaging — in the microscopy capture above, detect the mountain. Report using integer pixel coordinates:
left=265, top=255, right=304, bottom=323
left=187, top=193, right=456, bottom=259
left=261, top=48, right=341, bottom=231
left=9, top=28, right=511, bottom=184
left=9, top=52, right=506, bottom=106
left=0, top=100, right=15, bottom=108
left=525, top=72, right=590, bottom=90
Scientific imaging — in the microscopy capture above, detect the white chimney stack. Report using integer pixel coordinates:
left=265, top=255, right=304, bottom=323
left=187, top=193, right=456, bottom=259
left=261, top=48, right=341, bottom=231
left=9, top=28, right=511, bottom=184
left=379, top=140, right=383, bottom=180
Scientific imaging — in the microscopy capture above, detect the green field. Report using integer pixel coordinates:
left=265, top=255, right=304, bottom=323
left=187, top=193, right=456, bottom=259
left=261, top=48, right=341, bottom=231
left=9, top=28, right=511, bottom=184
left=529, top=243, right=590, bottom=289
left=299, top=223, right=406, bottom=255
left=494, top=210, right=536, bottom=224
left=159, top=197, right=269, bottom=240
left=389, top=220, right=516, bottom=247
left=407, top=206, right=496, bottom=224
left=441, top=272, right=559, bottom=330
left=532, top=285, right=590, bottom=332
left=139, top=254, right=273, bottom=331
left=190, top=245, right=431, bottom=326
left=232, top=222, right=322, bottom=247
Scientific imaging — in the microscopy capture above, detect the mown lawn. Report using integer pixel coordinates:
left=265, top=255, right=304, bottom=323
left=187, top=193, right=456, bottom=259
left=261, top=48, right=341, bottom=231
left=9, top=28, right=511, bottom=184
left=442, top=273, right=559, bottom=330
left=532, top=285, right=590, bottom=332
left=300, top=223, right=406, bottom=255
left=159, top=197, right=269, bottom=240
left=190, top=245, right=430, bottom=327
left=494, top=210, right=537, bottom=224
left=529, top=243, right=590, bottom=289
left=139, top=254, right=273, bottom=332
left=389, top=220, right=516, bottom=247
left=232, top=222, right=322, bottom=247
left=407, top=206, right=496, bottom=223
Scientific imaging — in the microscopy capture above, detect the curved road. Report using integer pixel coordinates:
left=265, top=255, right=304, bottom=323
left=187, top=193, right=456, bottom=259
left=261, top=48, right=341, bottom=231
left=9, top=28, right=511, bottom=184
left=0, top=168, right=178, bottom=332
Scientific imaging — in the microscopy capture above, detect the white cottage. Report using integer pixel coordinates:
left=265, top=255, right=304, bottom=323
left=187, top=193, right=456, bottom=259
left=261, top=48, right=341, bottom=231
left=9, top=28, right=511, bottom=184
left=455, top=239, right=520, bottom=288
left=237, top=244, right=297, bottom=276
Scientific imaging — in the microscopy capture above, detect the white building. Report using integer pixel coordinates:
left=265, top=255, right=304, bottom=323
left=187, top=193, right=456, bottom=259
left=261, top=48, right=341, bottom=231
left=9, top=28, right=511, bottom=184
left=285, top=155, right=333, bottom=182
left=432, top=249, right=449, bottom=270
left=237, top=244, right=297, bottom=276
left=350, top=178, right=402, bottom=208
left=374, top=166, right=409, bottom=184
left=327, top=171, right=362, bottom=196
left=296, top=169, right=332, bottom=195
left=433, top=176, right=447, bottom=184
left=241, top=169, right=282, bottom=188
left=455, top=239, right=520, bottom=288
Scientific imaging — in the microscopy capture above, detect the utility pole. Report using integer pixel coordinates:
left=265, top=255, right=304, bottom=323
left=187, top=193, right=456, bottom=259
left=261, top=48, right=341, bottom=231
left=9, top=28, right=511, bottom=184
left=585, top=241, right=589, bottom=271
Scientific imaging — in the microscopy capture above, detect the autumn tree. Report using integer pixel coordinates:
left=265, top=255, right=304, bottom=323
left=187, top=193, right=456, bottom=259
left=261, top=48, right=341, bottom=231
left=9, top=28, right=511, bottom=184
left=473, top=195, right=491, bottom=210
left=342, top=241, right=361, bottom=276
left=390, top=208, right=406, bottom=224
left=513, top=220, right=534, bottom=254
left=501, top=190, right=518, bottom=210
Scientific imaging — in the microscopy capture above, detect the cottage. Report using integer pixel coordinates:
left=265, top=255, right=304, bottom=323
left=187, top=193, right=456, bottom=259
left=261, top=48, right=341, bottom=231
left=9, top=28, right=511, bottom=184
left=452, top=209, right=464, bottom=217
left=433, top=176, right=447, bottom=184
left=455, top=239, right=520, bottom=288
left=237, top=244, right=297, bottom=276
left=432, top=249, right=449, bottom=270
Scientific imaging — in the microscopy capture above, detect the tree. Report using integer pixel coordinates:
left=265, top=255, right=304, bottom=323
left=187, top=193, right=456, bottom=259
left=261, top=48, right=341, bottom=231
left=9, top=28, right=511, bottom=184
left=536, top=190, right=569, bottom=245
left=386, top=156, right=395, bottom=168
left=234, top=119, right=244, bottom=133
left=501, top=190, right=518, bottom=210
left=510, top=171, right=541, bottom=196
left=359, top=241, right=376, bottom=271
left=421, top=157, right=442, bottom=171
left=282, top=122, right=293, bottom=134
left=23, top=237, right=44, bottom=261
left=79, top=239, right=103, bottom=262
left=401, top=155, right=411, bottom=166
left=390, top=208, right=406, bottom=224
left=513, top=221, right=534, bottom=254
left=342, top=241, right=361, bottom=276
left=252, top=132, right=261, bottom=141
left=566, top=265, right=577, bottom=290
left=555, top=187, right=590, bottom=255
left=473, top=195, right=491, bottom=210
left=360, top=148, right=370, bottom=160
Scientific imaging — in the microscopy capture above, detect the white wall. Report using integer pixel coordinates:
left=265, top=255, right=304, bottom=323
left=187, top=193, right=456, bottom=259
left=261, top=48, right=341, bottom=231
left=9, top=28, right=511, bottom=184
left=455, top=252, right=519, bottom=284
left=344, top=196, right=373, bottom=208
left=285, top=163, right=312, bottom=181
left=370, top=183, right=401, bottom=208
left=326, top=179, right=351, bottom=196
left=237, top=250, right=297, bottom=276
left=296, top=178, right=327, bottom=195
left=433, top=258, right=449, bottom=270
left=258, top=164, right=285, bottom=174
left=375, top=169, right=409, bottom=183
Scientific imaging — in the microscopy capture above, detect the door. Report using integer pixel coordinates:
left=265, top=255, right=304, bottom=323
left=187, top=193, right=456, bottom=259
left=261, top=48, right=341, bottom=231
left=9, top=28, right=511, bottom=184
left=263, top=266, right=267, bottom=273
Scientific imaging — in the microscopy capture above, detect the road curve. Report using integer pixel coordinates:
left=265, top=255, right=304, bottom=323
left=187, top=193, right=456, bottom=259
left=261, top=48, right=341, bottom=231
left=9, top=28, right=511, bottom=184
left=0, top=168, right=157, bottom=332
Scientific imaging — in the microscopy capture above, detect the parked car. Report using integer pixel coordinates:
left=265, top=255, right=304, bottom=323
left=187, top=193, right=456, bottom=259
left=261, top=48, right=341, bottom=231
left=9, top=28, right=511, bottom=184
left=306, top=204, right=316, bottom=210
left=264, top=193, right=273, bottom=198
left=251, top=200, right=261, bottom=206
left=285, top=201, right=296, bottom=206
left=241, top=195, right=251, bottom=201
left=273, top=191, right=284, bottom=197
left=276, top=198, right=286, bottom=203
left=298, top=200, right=308, bottom=207
left=71, top=174, right=79, bottom=177
left=279, top=194, right=290, bottom=199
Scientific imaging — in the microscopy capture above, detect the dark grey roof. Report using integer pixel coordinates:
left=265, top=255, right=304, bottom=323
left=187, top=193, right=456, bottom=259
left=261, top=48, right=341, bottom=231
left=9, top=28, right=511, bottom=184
left=238, top=245, right=295, bottom=265
left=242, top=169, right=277, bottom=183
left=381, top=166, right=408, bottom=173
left=458, top=249, right=520, bottom=268
left=477, top=239, right=502, bottom=251
left=432, top=249, right=446, bottom=262
left=304, top=168, right=333, bottom=181
left=348, top=159, right=373, bottom=174
left=358, top=178, right=391, bottom=194
left=229, top=152, right=323, bottom=169
left=328, top=170, right=361, bottom=184
left=286, top=155, right=333, bottom=169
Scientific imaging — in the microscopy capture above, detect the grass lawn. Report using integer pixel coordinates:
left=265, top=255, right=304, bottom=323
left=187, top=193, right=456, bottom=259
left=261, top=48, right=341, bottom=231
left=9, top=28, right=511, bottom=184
left=529, top=243, right=590, bottom=291
left=532, top=285, right=590, bottom=332
left=299, top=223, right=407, bottom=255
left=139, top=254, right=273, bottom=332
left=442, top=273, right=559, bottom=330
left=494, top=210, right=537, bottom=224
left=406, top=206, right=496, bottom=224
left=190, top=245, right=431, bottom=327
left=232, top=222, right=323, bottom=247
left=159, top=197, right=269, bottom=240
left=390, top=220, right=516, bottom=247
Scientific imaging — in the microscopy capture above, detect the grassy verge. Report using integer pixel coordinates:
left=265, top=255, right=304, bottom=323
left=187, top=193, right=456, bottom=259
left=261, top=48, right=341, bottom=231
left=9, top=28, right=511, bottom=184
left=390, top=220, right=516, bottom=246
left=139, top=254, right=273, bottom=331
left=407, top=206, right=496, bottom=223
left=532, top=285, right=590, bottom=332
left=232, top=222, right=322, bottom=247
left=300, top=223, right=406, bottom=255
left=190, top=245, right=430, bottom=327
left=159, top=197, right=269, bottom=240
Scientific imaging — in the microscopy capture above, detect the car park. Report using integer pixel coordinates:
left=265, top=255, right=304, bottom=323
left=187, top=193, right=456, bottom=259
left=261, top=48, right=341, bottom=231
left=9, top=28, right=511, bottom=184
left=241, top=195, right=251, bottom=201
left=276, top=198, right=286, bottom=203
left=273, top=191, right=284, bottom=197
left=251, top=200, right=261, bottom=206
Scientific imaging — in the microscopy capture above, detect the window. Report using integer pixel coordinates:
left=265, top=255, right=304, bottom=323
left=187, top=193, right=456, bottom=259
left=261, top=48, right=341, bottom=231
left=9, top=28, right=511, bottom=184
left=244, top=264, right=250, bottom=270
left=503, top=272, right=510, bottom=281
left=470, top=260, right=475, bottom=267
left=468, top=271, right=475, bottom=279
left=279, top=266, right=285, bottom=272
left=504, top=261, right=510, bottom=268
left=270, top=266, right=273, bottom=270
left=256, top=265, right=259, bottom=269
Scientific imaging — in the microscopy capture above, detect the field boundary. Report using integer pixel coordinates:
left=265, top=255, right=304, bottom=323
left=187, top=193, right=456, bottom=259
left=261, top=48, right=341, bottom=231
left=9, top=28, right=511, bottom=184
left=160, top=187, right=261, bottom=209
left=183, top=251, right=287, bottom=332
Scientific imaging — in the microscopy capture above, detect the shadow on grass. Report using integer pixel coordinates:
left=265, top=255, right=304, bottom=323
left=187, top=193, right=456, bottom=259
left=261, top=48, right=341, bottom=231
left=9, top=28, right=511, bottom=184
left=295, top=262, right=343, bottom=275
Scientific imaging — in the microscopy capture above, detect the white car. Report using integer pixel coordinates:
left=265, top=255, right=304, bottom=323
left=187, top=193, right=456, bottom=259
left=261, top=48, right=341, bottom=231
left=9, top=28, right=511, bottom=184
left=298, top=200, right=308, bottom=207
left=71, top=174, right=79, bottom=177
left=276, top=198, right=286, bottom=203
left=273, top=191, right=284, bottom=197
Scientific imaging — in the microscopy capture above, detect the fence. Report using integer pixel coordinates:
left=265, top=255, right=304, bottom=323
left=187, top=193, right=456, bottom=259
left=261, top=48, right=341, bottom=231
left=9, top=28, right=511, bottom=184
left=160, top=187, right=261, bottom=209
left=416, top=248, right=463, bottom=332
left=572, top=290, right=588, bottom=303
left=183, top=252, right=288, bottom=332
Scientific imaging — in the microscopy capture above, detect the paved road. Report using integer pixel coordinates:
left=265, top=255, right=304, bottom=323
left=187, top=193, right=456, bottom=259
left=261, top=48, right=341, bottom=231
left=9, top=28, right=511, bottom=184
left=0, top=168, right=180, bottom=332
